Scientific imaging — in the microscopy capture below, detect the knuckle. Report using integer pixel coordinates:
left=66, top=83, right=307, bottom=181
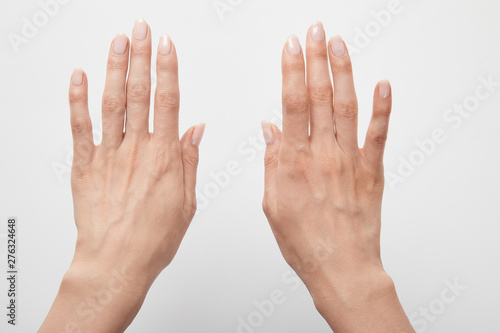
left=73, top=141, right=94, bottom=162
left=131, top=44, right=150, bottom=57
left=309, top=85, right=333, bottom=102
left=332, top=59, right=353, bottom=74
left=191, top=200, right=197, bottom=215
left=358, top=167, right=385, bottom=195
left=262, top=195, right=278, bottom=219
left=284, top=91, right=309, bottom=114
left=319, top=152, right=336, bottom=174
left=333, top=200, right=362, bottom=217
left=155, top=90, right=180, bottom=110
left=69, top=91, right=86, bottom=104
left=157, top=59, right=178, bottom=73
left=365, top=173, right=385, bottom=193
left=284, top=148, right=310, bottom=176
left=102, top=95, right=123, bottom=115
left=152, top=144, right=181, bottom=175
left=120, top=139, right=141, bottom=170
left=282, top=59, right=305, bottom=73
left=107, top=56, right=127, bottom=72
left=264, top=152, right=279, bottom=169
left=293, top=142, right=310, bottom=156
left=182, top=197, right=197, bottom=221
left=127, top=79, right=150, bottom=103
left=280, top=142, right=308, bottom=162
left=307, top=46, right=328, bottom=60
left=151, top=156, right=168, bottom=178
left=183, top=151, right=199, bottom=170
left=375, top=106, right=392, bottom=119
left=70, top=172, right=90, bottom=191
left=335, top=100, right=358, bottom=120
left=187, top=200, right=197, bottom=217
left=291, top=160, right=308, bottom=178
left=70, top=159, right=94, bottom=186
left=370, top=133, right=388, bottom=149
left=262, top=198, right=271, bottom=216
left=150, top=162, right=169, bottom=180
left=190, top=195, right=197, bottom=211
left=71, top=120, right=91, bottom=136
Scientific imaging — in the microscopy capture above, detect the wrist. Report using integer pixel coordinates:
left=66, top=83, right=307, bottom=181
left=308, top=264, right=394, bottom=313
left=58, top=262, right=150, bottom=332
left=40, top=262, right=152, bottom=333
left=62, top=259, right=152, bottom=304
left=306, top=266, right=414, bottom=333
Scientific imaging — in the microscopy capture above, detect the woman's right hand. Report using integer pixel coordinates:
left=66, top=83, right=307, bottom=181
left=261, top=22, right=414, bottom=333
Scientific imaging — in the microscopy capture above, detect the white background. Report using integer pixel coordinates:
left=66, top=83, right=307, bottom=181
left=0, top=0, right=499, bottom=332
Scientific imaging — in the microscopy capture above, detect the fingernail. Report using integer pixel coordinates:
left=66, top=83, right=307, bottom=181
left=286, top=35, right=301, bottom=56
left=261, top=121, right=274, bottom=145
left=159, top=34, right=172, bottom=55
left=379, top=80, right=391, bottom=99
left=133, top=19, right=148, bottom=41
left=113, top=33, right=128, bottom=55
left=71, top=68, right=83, bottom=86
left=330, top=35, right=345, bottom=57
left=192, top=123, right=206, bottom=147
left=310, top=22, right=325, bottom=42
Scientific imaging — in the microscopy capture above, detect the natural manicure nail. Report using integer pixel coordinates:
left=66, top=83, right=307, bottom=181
left=113, top=33, right=128, bottom=55
left=71, top=68, right=83, bottom=86
left=159, top=35, right=172, bottom=55
left=330, top=35, right=345, bottom=57
left=192, top=123, right=206, bottom=147
left=310, top=22, right=325, bottom=42
left=133, top=19, right=148, bottom=40
left=286, top=35, right=301, bottom=56
left=379, top=80, right=391, bottom=99
left=261, top=121, right=274, bottom=145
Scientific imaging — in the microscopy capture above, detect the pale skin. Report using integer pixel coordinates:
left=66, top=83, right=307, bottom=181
left=39, top=19, right=205, bottom=332
left=40, top=19, right=413, bottom=333
left=261, top=22, right=415, bottom=332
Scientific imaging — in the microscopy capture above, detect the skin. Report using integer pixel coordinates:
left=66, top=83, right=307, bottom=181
left=261, top=22, right=415, bottom=332
left=40, top=19, right=413, bottom=333
left=39, top=20, right=205, bottom=333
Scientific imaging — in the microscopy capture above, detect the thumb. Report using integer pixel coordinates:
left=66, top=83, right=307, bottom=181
left=262, top=121, right=281, bottom=212
left=180, top=123, right=205, bottom=213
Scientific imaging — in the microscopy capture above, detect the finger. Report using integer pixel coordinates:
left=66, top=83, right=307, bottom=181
left=282, top=35, right=309, bottom=146
left=180, top=123, right=205, bottom=213
left=154, top=34, right=180, bottom=142
left=328, top=35, right=358, bottom=153
left=306, top=22, right=334, bottom=143
left=363, top=80, right=392, bottom=169
left=101, top=33, right=129, bottom=150
left=125, top=19, right=152, bottom=138
left=262, top=121, right=282, bottom=215
left=69, top=68, right=94, bottom=162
